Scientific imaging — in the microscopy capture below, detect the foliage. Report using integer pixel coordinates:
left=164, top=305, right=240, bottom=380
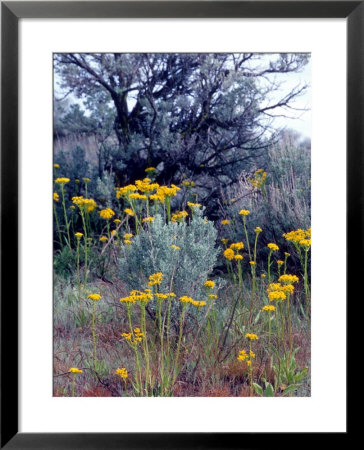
left=118, top=209, right=220, bottom=300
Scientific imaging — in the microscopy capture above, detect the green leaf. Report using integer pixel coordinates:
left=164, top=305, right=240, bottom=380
left=294, top=367, right=308, bottom=383
left=264, top=383, right=274, bottom=397
left=282, top=384, right=300, bottom=396
left=253, top=383, right=263, bottom=396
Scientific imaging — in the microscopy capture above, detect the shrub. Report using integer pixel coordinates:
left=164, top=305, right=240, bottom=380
left=118, top=208, right=220, bottom=300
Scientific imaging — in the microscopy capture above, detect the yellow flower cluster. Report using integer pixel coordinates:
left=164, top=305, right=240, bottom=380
left=129, top=193, right=147, bottom=200
left=254, top=227, right=262, bottom=233
left=230, top=242, right=244, bottom=251
left=283, top=228, right=310, bottom=243
left=83, top=177, right=91, bottom=183
left=69, top=367, right=83, bottom=374
left=171, top=211, right=188, bottom=222
left=171, top=244, right=181, bottom=251
left=116, top=184, right=137, bottom=199
left=53, top=192, right=59, bottom=202
left=239, top=209, right=250, bottom=216
left=148, top=272, right=163, bottom=286
left=121, top=328, right=145, bottom=345
left=268, top=290, right=286, bottom=302
left=237, top=349, right=249, bottom=362
left=145, top=167, right=156, bottom=172
left=178, top=296, right=205, bottom=307
left=187, top=202, right=202, bottom=208
left=135, top=179, right=160, bottom=194
left=54, top=163, right=60, bottom=169
left=221, top=238, right=229, bottom=245
left=115, top=368, right=128, bottom=379
left=55, top=177, right=70, bottom=184
left=120, top=290, right=153, bottom=304
left=99, top=236, right=108, bottom=242
left=72, top=196, right=97, bottom=213
left=245, top=333, right=259, bottom=340
left=221, top=219, right=231, bottom=225
left=124, top=208, right=134, bottom=216
left=208, top=294, right=218, bottom=299
left=224, top=248, right=235, bottom=260
left=143, top=216, right=155, bottom=224
left=88, top=293, right=102, bottom=301
left=279, top=274, right=299, bottom=284
left=190, top=300, right=206, bottom=307
left=155, top=293, right=169, bottom=300
left=277, top=260, right=284, bottom=266
left=157, top=184, right=180, bottom=198
left=99, top=208, right=115, bottom=220
left=204, top=280, right=215, bottom=289
left=299, top=239, right=311, bottom=248
left=114, top=219, right=121, bottom=224
left=262, top=305, right=275, bottom=312
left=75, top=232, right=83, bottom=239
left=179, top=296, right=194, bottom=304
left=249, top=169, right=267, bottom=189
left=267, top=243, right=279, bottom=251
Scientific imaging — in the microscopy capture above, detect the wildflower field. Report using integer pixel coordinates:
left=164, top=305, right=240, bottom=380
left=53, top=165, right=310, bottom=397
left=53, top=53, right=310, bottom=397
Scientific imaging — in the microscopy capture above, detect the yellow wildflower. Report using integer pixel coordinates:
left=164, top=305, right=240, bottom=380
left=239, top=209, right=250, bottom=216
left=277, top=260, right=284, bottom=266
left=187, top=202, right=202, bottom=208
left=208, top=294, right=218, bottom=299
left=254, top=227, right=262, bottom=233
left=145, top=167, right=156, bottom=172
left=279, top=274, right=299, bottom=284
left=237, top=349, right=249, bottom=362
left=268, top=291, right=286, bottom=302
left=53, top=192, right=59, bottom=202
left=88, top=293, right=102, bottom=301
left=129, top=193, right=147, bottom=200
left=53, top=163, right=60, bottom=169
left=171, top=244, right=181, bottom=250
left=204, top=280, right=215, bottom=289
left=221, top=219, right=231, bottom=226
left=224, top=248, right=235, bottom=260
left=115, top=368, right=128, bottom=379
left=124, top=208, right=134, bottom=216
left=148, top=272, right=163, bottom=286
left=235, top=255, right=243, bottom=261
left=267, top=243, right=279, bottom=251
left=55, top=177, right=70, bottom=184
left=221, top=238, right=229, bottom=245
left=245, top=333, right=259, bottom=341
left=142, top=216, right=155, bottom=223
left=179, top=296, right=193, bottom=304
left=69, top=368, right=83, bottom=374
left=75, top=232, right=83, bottom=239
left=99, top=208, right=115, bottom=220
left=299, top=239, right=311, bottom=248
left=262, top=305, right=275, bottom=312
left=99, top=236, right=107, bottom=242
left=230, top=242, right=244, bottom=251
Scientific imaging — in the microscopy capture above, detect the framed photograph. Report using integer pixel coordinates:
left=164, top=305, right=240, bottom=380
left=1, top=1, right=354, bottom=447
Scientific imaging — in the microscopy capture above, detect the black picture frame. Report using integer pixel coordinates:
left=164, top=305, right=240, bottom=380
left=1, top=1, right=355, bottom=448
